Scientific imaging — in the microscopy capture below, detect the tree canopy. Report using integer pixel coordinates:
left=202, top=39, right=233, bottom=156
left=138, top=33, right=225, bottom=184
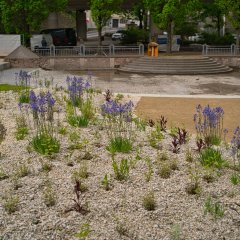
left=90, top=0, right=122, bottom=45
left=0, top=0, right=67, bottom=41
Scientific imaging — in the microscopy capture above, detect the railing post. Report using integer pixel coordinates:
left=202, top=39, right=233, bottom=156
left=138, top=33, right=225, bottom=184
left=202, top=44, right=207, bottom=56
left=139, top=44, right=144, bottom=55
left=79, top=44, right=85, bottom=56
left=50, top=45, right=55, bottom=57
left=109, top=44, right=115, bottom=56
left=231, top=44, right=236, bottom=56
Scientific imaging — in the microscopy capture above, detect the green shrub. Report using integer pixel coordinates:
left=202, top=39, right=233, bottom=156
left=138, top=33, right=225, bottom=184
left=31, top=133, right=60, bottom=155
left=112, top=158, right=130, bottom=181
left=67, top=115, right=89, bottom=127
left=204, top=197, right=224, bottom=219
left=15, top=115, right=28, bottom=140
left=0, top=168, right=8, bottom=180
left=16, top=164, right=30, bottom=178
left=199, top=148, right=226, bottom=169
left=143, top=191, right=156, bottom=211
left=3, top=195, right=19, bottom=214
left=230, top=173, right=240, bottom=185
left=107, top=137, right=132, bottom=154
left=43, top=184, right=56, bottom=207
left=121, top=28, right=149, bottom=44
left=158, top=163, right=171, bottom=179
left=101, top=174, right=111, bottom=191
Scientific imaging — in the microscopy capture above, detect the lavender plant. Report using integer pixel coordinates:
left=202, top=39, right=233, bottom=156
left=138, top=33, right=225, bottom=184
left=19, top=90, right=60, bottom=155
left=194, top=104, right=225, bottom=146
left=66, top=76, right=94, bottom=127
left=102, top=100, right=134, bottom=153
left=15, top=70, right=31, bottom=103
left=230, top=126, right=240, bottom=168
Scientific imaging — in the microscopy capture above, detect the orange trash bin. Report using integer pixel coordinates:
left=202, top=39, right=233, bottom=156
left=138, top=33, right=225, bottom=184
left=148, top=42, right=159, bottom=57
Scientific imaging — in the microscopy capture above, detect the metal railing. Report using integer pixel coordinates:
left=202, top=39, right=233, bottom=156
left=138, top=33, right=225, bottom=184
left=202, top=44, right=240, bottom=56
left=34, top=44, right=144, bottom=57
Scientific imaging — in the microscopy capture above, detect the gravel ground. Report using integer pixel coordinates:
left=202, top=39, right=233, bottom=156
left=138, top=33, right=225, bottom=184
left=0, top=78, right=239, bottom=240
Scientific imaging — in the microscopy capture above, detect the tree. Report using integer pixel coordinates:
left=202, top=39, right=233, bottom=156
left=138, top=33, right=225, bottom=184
left=0, top=0, right=67, bottom=44
left=90, top=0, right=122, bottom=46
left=144, top=0, right=201, bottom=53
left=217, top=0, right=240, bottom=46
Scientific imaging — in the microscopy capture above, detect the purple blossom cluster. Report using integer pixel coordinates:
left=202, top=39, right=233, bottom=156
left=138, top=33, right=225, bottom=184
left=101, top=100, right=134, bottom=119
left=15, top=70, right=31, bottom=86
left=194, top=104, right=224, bottom=136
left=66, top=76, right=91, bottom=106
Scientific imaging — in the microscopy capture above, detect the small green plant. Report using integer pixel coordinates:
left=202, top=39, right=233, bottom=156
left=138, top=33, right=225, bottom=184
left=143, top=191, right=156, bottom=211
left=170, top=159, right=178, bottom=171
left=40, top=160, right=53, bottom=173
left=0, top=121, right=7, bottom=144
left=204, top=197, right=225, bottom=219
left=158, top=163, right=171, bottom=179
left=58, top=126, right=67, bottom=135
left=185, top=148, right=194, bottom=162
left=32, top=132, right=60, bottom=155
left=148, top=128, right=164, bottom=149
left=115, top=220, right=129, bottom=237
left=170, top=224, right=181, bottom=240
left=43, top=183, right=56, bottom=207
left=11, top=174, right=22, bottom=190
left=230, top=173, right=240, bottom=185
left=101, top=174, right=111, bottom=191
left=186, top=163, right=202, bottom=195
left=3, top=195, right=19, bottom=214
left=80, top=97, right=96, bottom=120
left=199, top=148, right=226, bottom=169
left=106, top=137, right=132, bottom=154
left=157, top=151, right=168, bottom=161
left=202, top=168, right=216, bottom=183
left=75, top=223, right=93, bottom=239
left=144, top=157, right=153, bottom=182
left=133, top=117, right=146, bottom=131
left=112, top=158, right=130, bottom=181
left=67, top=115, right=89, bottom=127
left=0, top=168, right=8, bottom=180
left=16, top=164, right=30, bottom=178
left=72, top=163, right=88, bottom=180
left=15, top=115, right=28, bottom=140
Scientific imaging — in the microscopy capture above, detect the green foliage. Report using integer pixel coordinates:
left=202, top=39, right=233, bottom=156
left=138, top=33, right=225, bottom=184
left=72, top=163, right=89, bottom=180
left=0, top=167, right=8, bottom=180
left=143, top=191, right=156, bottom=211
left=0, top=0, right=67, bottom=41
left=148, top=127, right=164, bottom=149
left=170, top=224, right=181, bottom=240
left=101, top=174, right=111, bottom=191
left=121, top=28, right=149, bottom=44
left=19, top=93, right=30, bottom=104
left=185, top=148, right=194, bottom=162
left=0, top=84, right=24, bottom=92
left=43, top=183, right=56, bottom=207
left=133, top=117, right=147, bottom=131
left=80, top=97, right=96, bottom=120
left=58, top=126, right=67, bottom=135
left=186, top=163, right=202, bottom=195
left=40, top=160, right=52, bottom=173
left=3, top=195, right=19, bottom=214
left=204, top=197, right=225, bottom=219
left=144, top=157, right=153, bottom=182
left=15, top=115, right=28, bottom=140
left=158, top=162, right=171, bottom=179
left=31, top=132, right=60, bottom=155
left=107, top=137, right=132, bottom=154
left=199, top=32, right=235, bottom=45
left=75, top=223, right=93, bottom=239
left=67, top=115, right=89, bottom=128
left=16, top=163, right=30, bottom=178
left=112, top=158, right=130, bottom=181
left=199, top=148, right=226, bottom=169
left=0, top=121, right=6, bottom=144
left=230, top=173, right=240, bottom=185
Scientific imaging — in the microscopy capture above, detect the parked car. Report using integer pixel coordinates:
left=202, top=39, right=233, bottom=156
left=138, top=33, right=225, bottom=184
left=111, top=30, right=126, bottom=41
left=188, top=33, right=201, bottom=42
left=40, top=28, right=77, bottom=46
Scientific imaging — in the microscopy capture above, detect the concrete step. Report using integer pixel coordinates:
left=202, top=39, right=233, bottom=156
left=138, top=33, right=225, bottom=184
left=118, top=57, right=232, bottom=74
left=0, top=61, right=10, bottom=71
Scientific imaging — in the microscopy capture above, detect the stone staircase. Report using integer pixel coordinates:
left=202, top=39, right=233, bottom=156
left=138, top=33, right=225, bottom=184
left=119, top=56, right=232, bottom=74
left=0, top=59, right=10, bottom=71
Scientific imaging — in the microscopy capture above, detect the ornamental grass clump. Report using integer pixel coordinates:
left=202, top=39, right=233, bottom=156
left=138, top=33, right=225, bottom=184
left=66, top=76, right=94, bottom=127
left=15, top=70, right=31, bottom=103
left=20, top=90, right=60, bottom=155
left=102, top=99, right=134, bottom=153
left=194, top=104, right=226, bottom=146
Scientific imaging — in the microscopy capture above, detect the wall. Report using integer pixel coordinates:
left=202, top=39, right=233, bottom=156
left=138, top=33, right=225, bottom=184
left=6, top=56, right=139, bottom=70
left=212, top=56, right=240, bottom=68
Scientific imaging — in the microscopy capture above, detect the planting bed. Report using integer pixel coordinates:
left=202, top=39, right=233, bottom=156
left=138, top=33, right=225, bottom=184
left=0, top=76, right=239, bottom=240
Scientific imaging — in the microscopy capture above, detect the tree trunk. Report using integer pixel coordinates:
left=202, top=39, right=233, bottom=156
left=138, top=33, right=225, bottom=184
left=98, top=27, right=102, bottom=46
left=167, top=21, right=172, bottom=54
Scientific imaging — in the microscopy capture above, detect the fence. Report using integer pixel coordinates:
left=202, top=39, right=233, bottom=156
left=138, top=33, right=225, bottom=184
left=34, top=44, right=145, bottom=57
left=202, top=44, right=240, bottom=56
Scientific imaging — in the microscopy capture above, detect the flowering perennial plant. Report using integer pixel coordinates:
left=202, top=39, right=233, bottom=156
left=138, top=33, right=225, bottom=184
left=19, top=90, right=59, bottom=155
left=193, top=104, right=225, bottom=145
left=101, top=100, right=134, bottom=139
left=15, top=70, right=31, bottom=103
left=66, top=76, right=91, bottom=107
left=231, top=126, right=240, bottom=166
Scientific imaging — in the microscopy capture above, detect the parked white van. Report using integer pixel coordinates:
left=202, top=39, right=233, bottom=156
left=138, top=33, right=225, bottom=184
left=30, top=34, right=53, bottom=51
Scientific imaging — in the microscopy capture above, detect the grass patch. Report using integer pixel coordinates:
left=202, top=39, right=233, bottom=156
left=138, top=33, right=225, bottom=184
left=0, top=84, right=26, bottom=92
